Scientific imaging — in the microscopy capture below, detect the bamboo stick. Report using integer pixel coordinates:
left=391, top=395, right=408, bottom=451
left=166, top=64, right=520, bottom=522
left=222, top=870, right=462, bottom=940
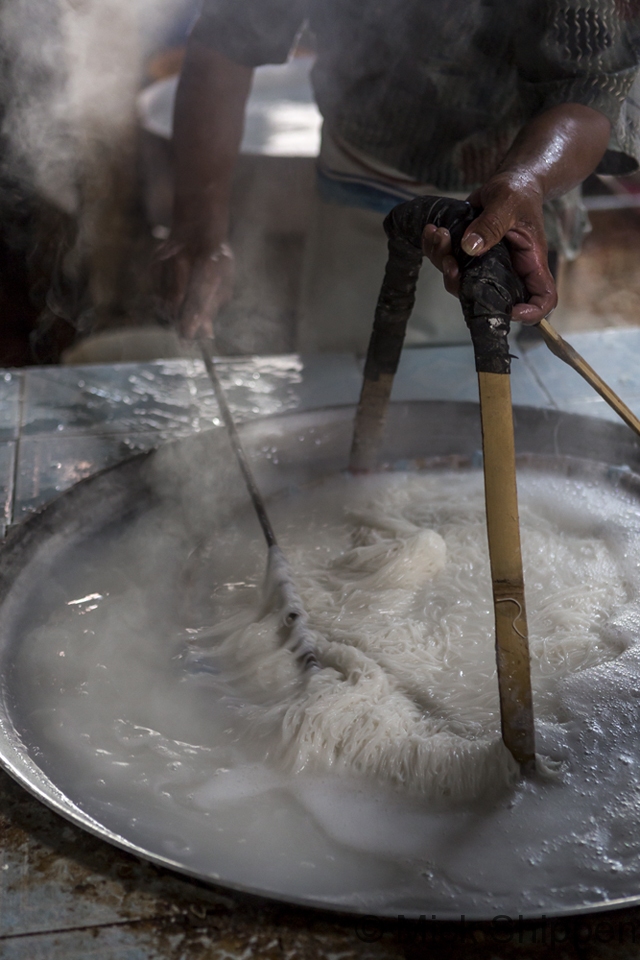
left=345, top=194, right=537, bottom=771
left=477, top=371, right=536, bottom=771
left=349, top=374, right=396, bottom=472
left=538, top=319, right=640, bottom=439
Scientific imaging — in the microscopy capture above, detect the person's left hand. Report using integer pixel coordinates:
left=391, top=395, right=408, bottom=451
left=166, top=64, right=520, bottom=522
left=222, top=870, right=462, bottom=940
left=422, top=173, right=557, bottom=324
left=155, top=238, right=235, bottom=339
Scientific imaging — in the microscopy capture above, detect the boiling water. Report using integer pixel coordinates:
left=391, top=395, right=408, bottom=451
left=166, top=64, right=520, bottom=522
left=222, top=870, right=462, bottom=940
left=11, top=468, right=640, bottom=916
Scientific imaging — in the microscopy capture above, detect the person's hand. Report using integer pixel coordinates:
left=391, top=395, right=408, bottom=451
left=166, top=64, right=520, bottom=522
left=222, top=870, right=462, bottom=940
left=422, top=174, right=557, bottom=324
left=156, top=239, right=235, bottom=339
left=423, top=103, right=611, bottom=324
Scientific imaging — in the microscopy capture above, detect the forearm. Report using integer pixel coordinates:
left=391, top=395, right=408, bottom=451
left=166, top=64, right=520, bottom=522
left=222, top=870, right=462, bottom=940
left=491, top=103, right=611, bottom=202
left=427, top=103, right=612, bottom=322
left=171, top=40, right=253, bottom=253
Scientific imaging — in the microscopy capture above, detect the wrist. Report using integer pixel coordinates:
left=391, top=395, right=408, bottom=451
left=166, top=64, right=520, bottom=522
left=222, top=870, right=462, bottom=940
left=488, top=105, right=611, bottom=205
left=485, top=167, right=545, bottom=205
left=169, top=216, right=230, bottom=259
left=172, top=191, right=231, bottom=252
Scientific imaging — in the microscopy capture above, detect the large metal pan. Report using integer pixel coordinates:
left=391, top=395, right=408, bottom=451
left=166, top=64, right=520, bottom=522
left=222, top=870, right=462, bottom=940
left=0, top=400, right=639, bottom=920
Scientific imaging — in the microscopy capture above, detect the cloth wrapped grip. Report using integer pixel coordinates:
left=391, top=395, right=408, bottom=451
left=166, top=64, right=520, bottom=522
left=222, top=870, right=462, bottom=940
left=364, top=196, right=526, bottom=377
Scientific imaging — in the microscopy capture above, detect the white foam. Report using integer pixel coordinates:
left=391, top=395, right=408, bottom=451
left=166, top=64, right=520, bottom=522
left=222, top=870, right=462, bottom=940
left=186, top=470, right=629, bottom=802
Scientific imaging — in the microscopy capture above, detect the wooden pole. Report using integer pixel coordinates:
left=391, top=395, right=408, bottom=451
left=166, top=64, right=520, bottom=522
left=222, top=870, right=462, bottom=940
left=345, top=195, right=537, bottom=771
left=538, top=319, right=640, bottom=439
left=477, top=371, right=535, bottom=770
left=350, top=375, right=396, bottom=472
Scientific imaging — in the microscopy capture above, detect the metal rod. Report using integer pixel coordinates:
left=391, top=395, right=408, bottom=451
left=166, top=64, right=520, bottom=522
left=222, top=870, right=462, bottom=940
left=198, top=338, right=277, bottom=549
left=198, top=338, right=319, bottom=673
left=538, top=319, right=640, bottom=439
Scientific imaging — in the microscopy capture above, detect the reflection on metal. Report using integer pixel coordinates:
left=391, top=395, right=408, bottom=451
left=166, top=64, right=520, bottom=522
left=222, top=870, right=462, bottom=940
left=0, top=761, right=341, bottom=958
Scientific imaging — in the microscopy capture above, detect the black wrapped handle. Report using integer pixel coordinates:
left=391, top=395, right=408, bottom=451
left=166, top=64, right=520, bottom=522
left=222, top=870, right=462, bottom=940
left=364, top=195, right=526, bottom=378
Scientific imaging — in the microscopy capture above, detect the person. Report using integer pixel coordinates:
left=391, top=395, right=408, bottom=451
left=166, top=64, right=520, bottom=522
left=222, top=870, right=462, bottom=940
left=160, top=0, right=640, bottom=351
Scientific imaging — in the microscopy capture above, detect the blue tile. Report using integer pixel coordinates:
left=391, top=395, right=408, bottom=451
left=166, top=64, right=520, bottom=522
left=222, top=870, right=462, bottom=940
left=0, top=371, right=22, bottom=441
left=0, top=441, right=15, bottom=533
left=524, top=329, right=640, bottom=406
left=191, top=354, right=364, bottom=424
left=294, top=353, right=363, bottom=409
left=0, top=926, right=167, bottom=960
left=390, top=346, right=477, bottom=402
left=22, top=362, right=198, bottom=437
left=510, top=357, right=555, bottom=407
left=191, top=354, right=305, bottom=425
left=387, top=346, right=550, bottom=408
left=13, top=433, right=165, bottom=519
left=0, top=768, right=235, bottom=943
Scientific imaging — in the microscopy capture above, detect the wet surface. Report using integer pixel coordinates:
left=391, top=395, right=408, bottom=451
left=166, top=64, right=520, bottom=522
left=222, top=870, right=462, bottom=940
left=3, top=343, right=640, bottom=956
left=10, top=357, right=307, bottom=519
left=0, top=767, right=403, bottom=959
left=4, top=756, right=640, bottom=958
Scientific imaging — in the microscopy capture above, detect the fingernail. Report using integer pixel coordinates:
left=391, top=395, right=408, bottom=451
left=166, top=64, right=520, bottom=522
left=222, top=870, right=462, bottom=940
left=462, top=233, right=484, bottom=255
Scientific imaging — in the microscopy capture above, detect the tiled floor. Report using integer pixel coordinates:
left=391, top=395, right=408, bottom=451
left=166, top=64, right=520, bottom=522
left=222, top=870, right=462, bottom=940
left=7, top=333, right=640, bottom=520
left=2, top=357, right=308, bottom=520
left=524, top=328, right=640, bottom=422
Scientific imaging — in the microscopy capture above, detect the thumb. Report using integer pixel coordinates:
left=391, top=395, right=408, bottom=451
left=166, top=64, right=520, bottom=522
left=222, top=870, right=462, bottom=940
left=461, top=200, right=515, bottom=257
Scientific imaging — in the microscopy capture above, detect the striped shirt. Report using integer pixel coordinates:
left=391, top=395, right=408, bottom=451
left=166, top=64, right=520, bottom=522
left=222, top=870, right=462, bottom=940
left=193, top=0, right=640, bottom=191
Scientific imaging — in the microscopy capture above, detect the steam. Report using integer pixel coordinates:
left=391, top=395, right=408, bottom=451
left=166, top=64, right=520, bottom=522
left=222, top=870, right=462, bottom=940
left=0, top=0, right=186, bottom=335
left=0, top=0, right=182, bottom=212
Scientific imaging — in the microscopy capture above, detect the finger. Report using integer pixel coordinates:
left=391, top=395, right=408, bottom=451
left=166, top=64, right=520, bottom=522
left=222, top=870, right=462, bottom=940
left=422, top=226, right=452, bottom=271
left=154, top=238, right=184, bottom=262
left=180, top=281, right=220, bottom=339
left=422, top=223, right=438, bottom=256
left=461, top=202, right=516, bottom=257
left=158, top=253, right=189, bottom=314
left=441, top=255, right=460, bottom=296
left=511, top=291, right=557, bottom=324
left=179, top=255, right=234, bottom=339
left=181, top=309, right=214, bottom=340
left=506, top=231, right=557, bottom=323
left=182, top=314, right=214, bottom=340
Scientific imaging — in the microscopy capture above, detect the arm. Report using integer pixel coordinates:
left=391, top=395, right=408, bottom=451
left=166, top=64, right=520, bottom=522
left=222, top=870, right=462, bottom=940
left=423, top=102, right=611, bottom=323
left=159, top=0, right=305, bottom=339
left=158, top=40, right=253, bottom=338
left=425, top=0, right=640, bottom=324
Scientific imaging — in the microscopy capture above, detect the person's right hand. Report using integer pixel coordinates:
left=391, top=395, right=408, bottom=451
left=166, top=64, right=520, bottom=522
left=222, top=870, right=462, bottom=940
left=422, top=103, right=613, bottom=325
left=156, top=239, right=235, bottom=340
left=421, top=175, right=557, bottom=325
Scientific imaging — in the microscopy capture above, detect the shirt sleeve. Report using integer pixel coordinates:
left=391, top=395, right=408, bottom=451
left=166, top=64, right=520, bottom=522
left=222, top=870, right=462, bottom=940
left=190, top=0, right=307, bottom=67
left=515, top=1, right=640, bottom=128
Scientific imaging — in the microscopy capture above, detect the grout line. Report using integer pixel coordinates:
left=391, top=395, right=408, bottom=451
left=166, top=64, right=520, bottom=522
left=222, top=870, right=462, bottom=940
left=8, top=373, right=26, bottom=531
left=521, top=354, right=558, bottom=410
left=0, top=914, right=178, bottom=942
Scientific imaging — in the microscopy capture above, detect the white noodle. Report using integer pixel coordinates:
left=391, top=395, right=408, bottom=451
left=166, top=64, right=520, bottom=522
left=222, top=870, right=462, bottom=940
left=187, top=470, right=630, bottom=802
